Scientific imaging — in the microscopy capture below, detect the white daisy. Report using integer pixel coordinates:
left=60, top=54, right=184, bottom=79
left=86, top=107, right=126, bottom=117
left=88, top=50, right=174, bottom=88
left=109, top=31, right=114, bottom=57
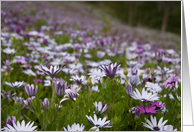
left=88, top=68, right=106, bottom=83
left=62, top=68, right=77, bottom=75
left=60, top=84, right=81, bottom=103
left=22, top=69, right=36, bottom=76
left=142, top=115, right=168, bottom=131
left=93, top=101, right=108, bottom=115
left=92, top=85, right=100, bottom=92
left=162, top=125, right=177, bottom=131
left=130, top=88, right=159, bottom=102
left=63, top=123, right=85, bottom=131
left=3, top=48, right=16, bottom=54
left=86, top=114, right=112, bottom=131
left=97, top=51, right=105, bottom=58
left=70, top=75, right=86, bottom=84
left=39, top=65, right=64, bottom=75
left=145, top=82, right=162, bottom=93
left=1, top=120, right=37, bottom=131
left=4, top=81, right=24, bottom=88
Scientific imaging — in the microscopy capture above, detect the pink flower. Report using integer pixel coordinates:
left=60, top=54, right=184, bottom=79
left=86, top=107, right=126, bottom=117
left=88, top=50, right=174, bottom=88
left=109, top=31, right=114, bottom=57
left=17, top=59, right=27, bottom=64
left=162, top=74, right=179, bottom=89
left=150, top=101, right=165, bottom=109
left=136, top=105, right=158, bottom=115
left=33, top=78, right=43, bottom=84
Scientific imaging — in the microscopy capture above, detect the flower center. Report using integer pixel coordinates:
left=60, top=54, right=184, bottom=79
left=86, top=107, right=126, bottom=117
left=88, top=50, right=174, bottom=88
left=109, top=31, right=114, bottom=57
left=141, top=98, right=147, bottom=102
left=153, top=126, right=160, bottom=131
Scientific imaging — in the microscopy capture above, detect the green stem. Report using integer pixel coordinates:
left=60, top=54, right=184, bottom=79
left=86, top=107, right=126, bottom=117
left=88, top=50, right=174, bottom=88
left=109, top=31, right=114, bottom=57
left=135, top=122, right=137, bottom=131
left=73, top=101, right=77, bottom=121
left=51, top=100, right=60, bottom=125
left=144, top=117, right=148, bottom=131
left=51, top=78, right=55, bottom=106
left=111, top=79, right=113, bottom=104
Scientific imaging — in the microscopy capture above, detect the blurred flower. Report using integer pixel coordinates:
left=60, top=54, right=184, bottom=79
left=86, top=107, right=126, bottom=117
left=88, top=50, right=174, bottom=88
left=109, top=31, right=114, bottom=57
left=125, top=84, right=133, bottom=96
left=164, top=93, right=181, bottom=101
left=33, top=78, right=43, bottom=84
left=60, top=84, right=81, bottom=103
left=1, top=60, right=13, bottom=72
left=155, top=51, right=164, bottom=61
left=17, top=59, right=27, bottom=64
left=137, top=105, right=158, bottom=115
left=150, top=101, right=165, bottom=109
left=160, top=106, right=168, bottom=115
left=128, top=69, right=140, bottom=86
left=93, top=101, right=108, bottom=115
left=23, top=96, right=35, bottom=109
left=162, top=125, right=177, bottom=131
left=39, top=65, right=64, bottom=75
left=70, top=75, right=86, bottom=84
left=1, top=90, right=16, bottom=100
left=162, top=74, right=179, bottom=89
left=126, top=61, right=141, bottom=68
left=36, top=70, right=45, bottom=76
left=97, top=51, right=105, bottom=58
left=92, top=85, right=100, bottom=92
left=88, top=69, right=106, bottom=83
left=63, top=123, right=85, bottom=131
left=13, top=97, right=24, bottom=105
left=86, top=114, right=112, bottom=131
left=145, top=82, right=162, bottom=93
left=100, top=62, right=120, bottom=77
left=129, top=107, right=139, bottom=114
left=2, top=120, right=37, bottom=131
left=41, top=98, right=49, bottom=110
left=24, top=84, right=38, bottom=97
left=54, top=79, right=67, bottom=97
left=5, top=116, right=16, bottom=127
left=4, top=81, right=24, bottom=88
left=62, top=68, right=77, bottom=75
left=3, top=48, right=16, bottom=54
left=22, top=69, right=36, bottom=76
left=130, top=88, right=159, bottom=102
left=142, top=116, right=168, bottom=131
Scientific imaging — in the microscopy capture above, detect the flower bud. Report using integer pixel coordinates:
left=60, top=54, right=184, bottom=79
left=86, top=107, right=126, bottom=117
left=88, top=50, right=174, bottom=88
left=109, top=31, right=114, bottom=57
left=177, top=114, right=181, bottom=119
left=134, top=109, right=140, bottom=120
left=123, top=66, right=128, bottom=76
left=139, top=72, right=143, bottom=78
left=87, top=78, right=92, bottom=86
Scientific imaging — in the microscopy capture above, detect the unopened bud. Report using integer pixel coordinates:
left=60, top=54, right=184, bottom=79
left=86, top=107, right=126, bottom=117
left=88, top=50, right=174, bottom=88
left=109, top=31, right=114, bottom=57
left=139, top=72, right=143, bottom=78
left=60, top=57, right=63, bottom=61
left=87, top=78, right=92, bottom=85
left=74, top=60, right=78, bottom=66
left=123, top=66, right=128, bottom=75
left=177, top=114, right=181, bottom=119
left=151, top=68, right=154, bottom=76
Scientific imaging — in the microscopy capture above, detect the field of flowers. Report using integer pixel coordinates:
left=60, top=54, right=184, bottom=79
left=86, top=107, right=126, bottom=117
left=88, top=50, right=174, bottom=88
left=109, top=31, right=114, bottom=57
left=1, top=1, right=181, bottom=131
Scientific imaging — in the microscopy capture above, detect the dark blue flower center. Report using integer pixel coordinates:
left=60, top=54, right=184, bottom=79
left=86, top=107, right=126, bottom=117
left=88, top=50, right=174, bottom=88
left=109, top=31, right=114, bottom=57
left=153, top=126, right=160, bottom=131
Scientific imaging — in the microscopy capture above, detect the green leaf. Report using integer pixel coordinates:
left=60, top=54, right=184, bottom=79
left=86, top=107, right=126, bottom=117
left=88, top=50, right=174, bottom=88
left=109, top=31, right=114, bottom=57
left=172, top=91, right=178, bottom=100
left=40, top=113, right=44, bottom=128
left=27, top=102, right=35, bottom=113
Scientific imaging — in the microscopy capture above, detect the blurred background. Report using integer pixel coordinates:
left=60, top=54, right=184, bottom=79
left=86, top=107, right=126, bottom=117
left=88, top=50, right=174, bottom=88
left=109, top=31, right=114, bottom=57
left=85, top=1, right=181, bottom=35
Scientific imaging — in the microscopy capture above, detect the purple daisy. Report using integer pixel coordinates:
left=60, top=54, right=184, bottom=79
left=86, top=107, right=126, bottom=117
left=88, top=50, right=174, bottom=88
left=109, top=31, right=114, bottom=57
left=100, top=62, right=120, bottom=77
left=136, top=104, right=158, bottom=115
left=162, top=74, right=179, bottom=89
left=39, top=65, right=65, bottom=76
left=155, top=51, right=164, bottom=61
left=24, top=84, right=38, bottom=97
left=150, top=101, right=165, bottom=109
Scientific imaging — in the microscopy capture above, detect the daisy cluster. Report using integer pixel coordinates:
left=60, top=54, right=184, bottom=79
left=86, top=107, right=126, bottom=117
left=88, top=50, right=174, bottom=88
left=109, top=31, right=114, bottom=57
left=1, top=1, right=181, bottom=131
